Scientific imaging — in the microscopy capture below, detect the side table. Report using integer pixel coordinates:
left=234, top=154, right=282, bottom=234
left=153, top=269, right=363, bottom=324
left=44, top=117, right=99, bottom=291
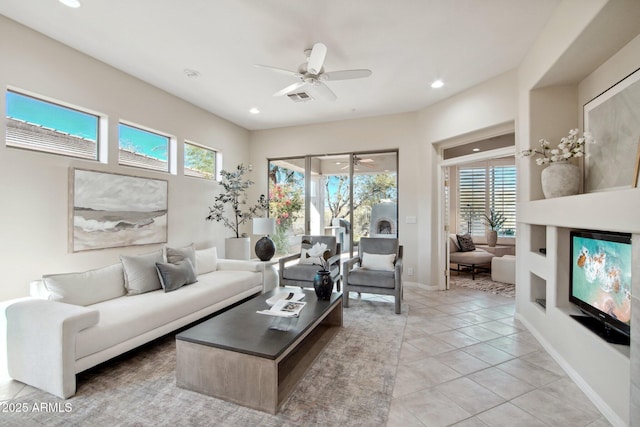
left=254, top=259, right=278, bottom=292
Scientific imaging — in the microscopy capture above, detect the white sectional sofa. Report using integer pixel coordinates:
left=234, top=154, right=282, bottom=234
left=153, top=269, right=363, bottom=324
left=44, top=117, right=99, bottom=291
left=5, top=245, right=266, bottom=399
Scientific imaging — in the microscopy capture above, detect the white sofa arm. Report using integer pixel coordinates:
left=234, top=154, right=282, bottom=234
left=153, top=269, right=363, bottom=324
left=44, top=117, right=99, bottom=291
left=216, top=259, right=264, bottom=273
left=6, top=299, right=99, bottom=399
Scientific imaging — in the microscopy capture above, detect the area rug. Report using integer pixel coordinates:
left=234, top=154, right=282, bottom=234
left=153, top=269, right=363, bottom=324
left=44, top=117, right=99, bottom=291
left=450, top=273, right=515, bottom=298
left=3, top=299, right=407, bottom=427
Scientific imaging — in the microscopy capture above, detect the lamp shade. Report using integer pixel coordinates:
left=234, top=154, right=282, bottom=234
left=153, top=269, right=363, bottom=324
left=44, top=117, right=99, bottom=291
left=253, top=217, right=275, bottom=235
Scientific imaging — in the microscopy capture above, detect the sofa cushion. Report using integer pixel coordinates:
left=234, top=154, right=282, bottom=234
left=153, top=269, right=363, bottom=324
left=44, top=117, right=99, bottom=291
left=361, top=252, right=395, bottom=271
left=450, top=249, right=494, bottom=265
left=75, top=269, right=263, bottom=360
left=456, top=233, right=476, bottom=252
left=195, top=247, right=218, bottom=275
left=166, top=243, right=196, bottom=268
left=156, top=259, right=197, bottom=292
left=42, top=263, right=126, bottom=306
left=121, top=250, right=164, bottom=295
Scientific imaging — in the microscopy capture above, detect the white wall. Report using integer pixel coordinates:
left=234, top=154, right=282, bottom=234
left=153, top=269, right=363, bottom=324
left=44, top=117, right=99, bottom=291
left=0, top=16, right=251, bottom=301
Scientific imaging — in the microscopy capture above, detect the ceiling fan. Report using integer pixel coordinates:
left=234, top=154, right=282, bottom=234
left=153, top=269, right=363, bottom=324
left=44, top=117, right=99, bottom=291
left=255, top=42, right=372, bottom=101
left=341, top=156, right=375, bottom=170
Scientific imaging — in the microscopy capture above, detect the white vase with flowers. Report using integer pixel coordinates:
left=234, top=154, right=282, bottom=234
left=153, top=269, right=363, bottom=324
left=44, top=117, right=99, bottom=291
left=519, top=129, right=595, bottom=198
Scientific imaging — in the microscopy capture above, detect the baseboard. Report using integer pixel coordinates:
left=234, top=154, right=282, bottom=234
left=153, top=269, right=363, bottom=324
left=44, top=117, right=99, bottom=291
left=515, top=313, right=628, bottom=427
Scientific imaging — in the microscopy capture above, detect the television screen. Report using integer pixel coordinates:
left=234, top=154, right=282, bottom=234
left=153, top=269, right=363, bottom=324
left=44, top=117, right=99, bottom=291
left=570, top=230, right=632, bottom=337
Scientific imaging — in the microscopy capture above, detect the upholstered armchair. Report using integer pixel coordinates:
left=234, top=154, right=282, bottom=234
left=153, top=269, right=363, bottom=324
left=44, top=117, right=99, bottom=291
left=278, top=235, right=341, bottom=291
left=343, top=237, right=403, bottom=314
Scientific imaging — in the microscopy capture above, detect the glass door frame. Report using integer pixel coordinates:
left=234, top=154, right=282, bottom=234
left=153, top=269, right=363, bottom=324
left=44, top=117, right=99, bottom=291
left=267, top=149, right=399, bottom=258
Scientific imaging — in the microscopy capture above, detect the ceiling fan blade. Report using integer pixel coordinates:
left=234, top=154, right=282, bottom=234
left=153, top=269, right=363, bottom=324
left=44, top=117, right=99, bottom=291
left=273, top=81, right=306, bottom=97
left=307, top=42, right=327, bottom=75
left=254, top=64, right=300, bottom=78
left=308, top=81, right=337, bottom=101
left=322, top=69, right=372, bottom=81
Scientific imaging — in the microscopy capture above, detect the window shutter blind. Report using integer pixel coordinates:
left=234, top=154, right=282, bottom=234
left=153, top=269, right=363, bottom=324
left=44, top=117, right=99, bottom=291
left=457, top=161, right=516, bottom=237
left=458, top=166, right=486, bottom=235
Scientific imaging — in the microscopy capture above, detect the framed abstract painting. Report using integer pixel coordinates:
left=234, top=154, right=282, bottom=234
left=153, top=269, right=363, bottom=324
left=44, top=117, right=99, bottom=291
left=584, top=67, right=640, bottom=193
left=70, top=168, right=168, bottom=252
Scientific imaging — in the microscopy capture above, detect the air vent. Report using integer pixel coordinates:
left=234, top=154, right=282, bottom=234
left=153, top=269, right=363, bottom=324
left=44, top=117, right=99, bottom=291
left=287, top=92, right=313, bottom=103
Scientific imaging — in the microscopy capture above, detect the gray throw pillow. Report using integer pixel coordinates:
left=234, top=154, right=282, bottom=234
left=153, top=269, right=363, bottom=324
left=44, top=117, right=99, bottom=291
left=166, top=243, right=196, bottom=268
left=456, top=233, right=476, bottom=252
left=121, top=250, right=164, bottom=295
left=156, top=259, right=197, bottom=292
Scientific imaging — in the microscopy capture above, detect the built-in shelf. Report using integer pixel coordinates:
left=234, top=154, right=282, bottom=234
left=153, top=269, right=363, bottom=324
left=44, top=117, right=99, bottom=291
left=530, top=272, right=546, bottom=313
left=529, top=224, right=547, bottom=256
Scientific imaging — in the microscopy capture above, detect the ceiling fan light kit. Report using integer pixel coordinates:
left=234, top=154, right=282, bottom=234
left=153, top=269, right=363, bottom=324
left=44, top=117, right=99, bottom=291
left=255, top=42, right=372, bottom=101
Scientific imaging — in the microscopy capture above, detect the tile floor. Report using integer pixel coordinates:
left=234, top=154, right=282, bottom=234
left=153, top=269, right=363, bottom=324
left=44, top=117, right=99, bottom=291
left=387, top=282, right=611, bottom=427
left=0, top=283, right=613, bottom=426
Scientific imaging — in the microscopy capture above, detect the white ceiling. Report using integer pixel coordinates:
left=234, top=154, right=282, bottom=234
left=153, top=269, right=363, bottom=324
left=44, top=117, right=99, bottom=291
left=0, top=0, right=561, bottom=130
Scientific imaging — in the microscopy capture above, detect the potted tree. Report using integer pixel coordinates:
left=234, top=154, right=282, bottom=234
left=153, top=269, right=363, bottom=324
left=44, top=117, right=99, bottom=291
left=206, top=164, right=267, bottom=259
left=482, top=209, right=506, bottom=247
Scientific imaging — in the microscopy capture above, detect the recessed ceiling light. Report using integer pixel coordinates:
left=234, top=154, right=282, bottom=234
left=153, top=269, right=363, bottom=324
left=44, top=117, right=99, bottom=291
left=472, top=148, right=480, bottom=152
left=249, top=107, right=260, bottom=115
left=183, top=68, right=200, bottom=78
left=431, top=79, right=444, bottom=89
left=59, top=0, right=81, bottom=8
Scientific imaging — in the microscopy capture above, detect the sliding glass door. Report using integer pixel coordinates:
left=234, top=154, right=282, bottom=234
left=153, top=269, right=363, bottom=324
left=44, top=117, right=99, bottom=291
left=268, top=150, right=398, bottom=257
left=268, top=158, right=305, bottom=256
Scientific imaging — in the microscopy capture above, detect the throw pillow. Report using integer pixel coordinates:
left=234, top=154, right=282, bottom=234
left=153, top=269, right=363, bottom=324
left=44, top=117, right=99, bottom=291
left=456, top=233, right=476, bottom=252
left=195, top=247, right=218, bottom=275
left=166, top=243, right=196, bottom=268
left=361, top=252, right=396, bottom=271
left=121, top=250, right=164, bottom=295
left=42, top=263, right=126, bottom=306
left=156, top=259, right=197, bottom=292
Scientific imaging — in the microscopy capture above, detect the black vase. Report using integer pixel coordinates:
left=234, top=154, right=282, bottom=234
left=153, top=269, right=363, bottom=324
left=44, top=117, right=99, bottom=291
left=313, top=270, right=333, bottom=301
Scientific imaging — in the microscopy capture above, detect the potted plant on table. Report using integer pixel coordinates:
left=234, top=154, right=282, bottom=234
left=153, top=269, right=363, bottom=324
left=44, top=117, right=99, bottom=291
left=206, top=164, right=268, bottom=259
left=482, top=209, right=506, bottom=247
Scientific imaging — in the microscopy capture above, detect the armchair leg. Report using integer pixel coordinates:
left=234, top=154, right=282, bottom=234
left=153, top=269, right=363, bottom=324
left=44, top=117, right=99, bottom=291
left=395, top=296, right=401, bottom=314
left=343, top=290, right=349, bottom=308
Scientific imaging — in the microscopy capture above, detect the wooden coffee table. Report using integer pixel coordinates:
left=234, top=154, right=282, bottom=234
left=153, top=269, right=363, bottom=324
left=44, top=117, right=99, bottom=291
left=175, top=288, right=342, bottom=414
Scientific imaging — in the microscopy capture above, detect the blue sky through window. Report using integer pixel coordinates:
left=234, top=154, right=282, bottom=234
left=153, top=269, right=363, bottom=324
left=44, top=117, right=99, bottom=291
left=6, top=91, right=98, bottom=141
left=118, top=123, right=168, bottom=161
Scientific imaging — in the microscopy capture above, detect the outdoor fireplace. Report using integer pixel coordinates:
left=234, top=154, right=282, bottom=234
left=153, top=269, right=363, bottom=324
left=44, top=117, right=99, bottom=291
left=370, top=202, right=397, bottom=238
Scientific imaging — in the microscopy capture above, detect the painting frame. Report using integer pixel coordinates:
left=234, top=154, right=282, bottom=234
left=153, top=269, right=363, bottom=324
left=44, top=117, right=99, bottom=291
left=70, top=168, right=168, bottom=252
left=583, top=67, right=640, bottom=193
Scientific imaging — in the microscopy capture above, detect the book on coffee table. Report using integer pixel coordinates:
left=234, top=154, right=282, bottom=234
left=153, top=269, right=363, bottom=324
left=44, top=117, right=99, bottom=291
left=265, top=291, right=305, bottom=306
left=257, top=300, right=307, bottom=318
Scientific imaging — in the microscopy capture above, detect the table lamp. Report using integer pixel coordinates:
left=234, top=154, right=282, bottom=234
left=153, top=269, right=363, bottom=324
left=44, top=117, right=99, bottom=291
left=253, top=218, right=276, bottom=261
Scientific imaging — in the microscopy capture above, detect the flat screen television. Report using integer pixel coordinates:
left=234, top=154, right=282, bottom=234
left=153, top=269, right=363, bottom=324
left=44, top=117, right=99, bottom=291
left=569, top=229, right=632, bottom=345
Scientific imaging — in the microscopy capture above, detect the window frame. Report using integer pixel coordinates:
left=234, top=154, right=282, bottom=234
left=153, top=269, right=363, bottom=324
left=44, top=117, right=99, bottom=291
left=117, top=121, right=173, bottom=173
left=183, top=140, right=218, bottom=180
left=5, top=88, right=102, bottom=161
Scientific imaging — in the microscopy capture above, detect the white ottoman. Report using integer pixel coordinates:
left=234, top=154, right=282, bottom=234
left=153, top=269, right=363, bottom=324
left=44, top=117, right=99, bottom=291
left=491, top=255, right=516, bottom=285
